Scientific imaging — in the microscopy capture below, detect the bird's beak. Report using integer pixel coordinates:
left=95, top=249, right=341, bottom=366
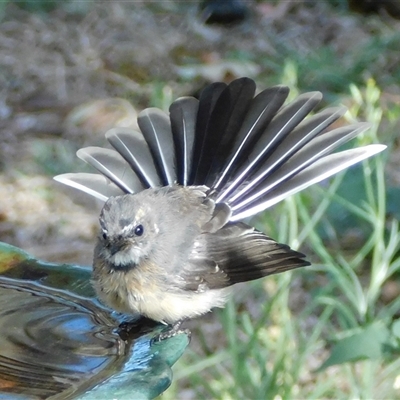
left=109, top=239, right=130, bottom=256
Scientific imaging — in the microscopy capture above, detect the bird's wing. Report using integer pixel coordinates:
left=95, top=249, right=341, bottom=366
left=178, top=221, right=309, bottom=291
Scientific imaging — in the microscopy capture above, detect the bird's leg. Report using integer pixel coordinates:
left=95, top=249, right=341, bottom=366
left=154, top=320, right=191, bottom=342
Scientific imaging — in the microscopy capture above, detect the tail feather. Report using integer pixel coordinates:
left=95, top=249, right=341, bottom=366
left=231, top=144, right=386, bottom=220
left=190, top=82, right=227, bottom=184
left=137, top=108, right=176, bottom=186
left=54, top=78, right=386, bottom=221
left=243, top=107, right=348, bottom=184
left=76, top=147, right=143, bottom=194
left=212, top=85, right=289, bottom=192
left=169, top=97, right=199, bottom=186
left=228, top=122, right=370, bottom=207
left=202, top=77, right=256, bottom=187
left=53, top=173, right=124, bottom=201
left=216, top=91, right=323, bottom=202
left=217, top=106, right=347, bottom=204
left=106, top=127, right=162, bottom=188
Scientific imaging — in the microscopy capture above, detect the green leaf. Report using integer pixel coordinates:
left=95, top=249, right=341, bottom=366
left=391, top=320, right=400, bottom=340
left=317, top=321, right=390, bottom=371
left=387, top=187, right=400, bottom=220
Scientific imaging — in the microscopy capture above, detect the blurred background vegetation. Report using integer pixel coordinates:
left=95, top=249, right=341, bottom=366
left=0, top=0, right=400, bottom=398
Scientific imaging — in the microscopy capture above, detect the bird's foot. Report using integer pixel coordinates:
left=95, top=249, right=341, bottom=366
left=153, top=321, right=191, bottom=342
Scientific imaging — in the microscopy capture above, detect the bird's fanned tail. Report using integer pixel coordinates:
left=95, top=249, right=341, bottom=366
left=54, top=77, right=385, bottom=220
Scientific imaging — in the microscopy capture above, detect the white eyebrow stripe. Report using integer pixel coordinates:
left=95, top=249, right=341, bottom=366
left=121, top=222, right=137, bottom=234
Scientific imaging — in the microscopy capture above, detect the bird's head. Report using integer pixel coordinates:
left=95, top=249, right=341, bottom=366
left=96, top=193, right=159, bottom=271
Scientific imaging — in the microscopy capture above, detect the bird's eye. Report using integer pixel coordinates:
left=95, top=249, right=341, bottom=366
left=102, top=232, right=107, bottom=240
left=134, top=224, right=144, bottom=236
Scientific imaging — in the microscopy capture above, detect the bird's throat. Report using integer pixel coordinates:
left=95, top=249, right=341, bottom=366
left=108, top=248, right=141, bottom=272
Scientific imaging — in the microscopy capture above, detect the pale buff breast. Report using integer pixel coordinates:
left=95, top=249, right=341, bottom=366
left=93, top=258, right=231, bottom=323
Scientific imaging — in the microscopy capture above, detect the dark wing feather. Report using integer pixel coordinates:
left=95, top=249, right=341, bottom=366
left=179, top=222, right=309, bottom=291
left=178, top=258, right=229, bottom=291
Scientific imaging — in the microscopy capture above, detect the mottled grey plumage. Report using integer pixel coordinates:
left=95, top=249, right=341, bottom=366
left=54, top=77, right=385, bottom=324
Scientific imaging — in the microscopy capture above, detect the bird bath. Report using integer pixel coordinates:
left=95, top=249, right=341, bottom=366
left=0, top=242, right=189, bottom=399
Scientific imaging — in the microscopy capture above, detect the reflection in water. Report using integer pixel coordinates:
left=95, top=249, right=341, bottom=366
left=0, top=277, right=126, bottom=399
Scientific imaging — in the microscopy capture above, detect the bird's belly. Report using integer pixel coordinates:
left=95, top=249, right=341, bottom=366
left=94, top=260, right=232, bottom=323
left=126, top=287, right=232, bottom=324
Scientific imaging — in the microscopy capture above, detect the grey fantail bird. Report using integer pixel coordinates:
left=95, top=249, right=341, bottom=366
left=54, top=78, right=385, bottom=334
